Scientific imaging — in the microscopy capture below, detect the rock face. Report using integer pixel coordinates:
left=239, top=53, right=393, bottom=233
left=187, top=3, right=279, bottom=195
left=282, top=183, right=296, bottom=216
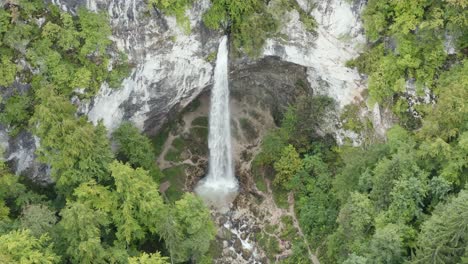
left=59, top=0, right=366, bottom=135
left=1, top=0, right=370, bottom=190
left=63, top=0, right=221, bottom=135
left=230, top=56, right=312, bottom=125
left=0, top=127, right=51, bottom=185
left=264, top=0, right=367, bottom=107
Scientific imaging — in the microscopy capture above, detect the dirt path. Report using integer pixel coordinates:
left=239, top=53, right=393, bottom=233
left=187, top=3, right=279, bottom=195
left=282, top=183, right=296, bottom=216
left=288, top=193, right=321, bottom=264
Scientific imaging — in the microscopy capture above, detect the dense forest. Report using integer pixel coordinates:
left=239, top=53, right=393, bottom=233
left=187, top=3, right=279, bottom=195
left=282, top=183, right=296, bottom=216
left=0, top=0, right=467, bottom=264
left=0, top=1, right=215, bottom=263
left=253, top=0, right=467, bottom=263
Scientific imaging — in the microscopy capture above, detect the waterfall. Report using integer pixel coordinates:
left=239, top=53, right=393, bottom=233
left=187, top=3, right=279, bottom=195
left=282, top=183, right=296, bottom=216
left=195, top=36, right=238, bottom=211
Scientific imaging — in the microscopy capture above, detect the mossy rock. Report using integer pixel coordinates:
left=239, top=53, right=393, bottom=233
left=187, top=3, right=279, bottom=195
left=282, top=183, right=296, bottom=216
left=192, top=116, right=208, bottom=127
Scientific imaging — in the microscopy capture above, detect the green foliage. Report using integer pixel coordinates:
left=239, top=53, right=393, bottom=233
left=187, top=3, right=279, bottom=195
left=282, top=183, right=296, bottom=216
left=419, top=61, right=468, bottom=141
left=31, top=88, right=114, bottom=195
left=2, top=1, right=129, bottom=98
left=413, top=189, right=468, bottom=264
left=161, top=165, right=187, bottom=202
left=19, top=204, right=57, bottom=238
left=368, top=224, right=404, bottom=264
left=110, top=161, right=165, bottom=244
left=0, top=55, right=18, bottom=87
left=202, top=0, right=317, bottom=57
left=0, top=229, right=60, bottom=264
left=129, top=252, right=169, bottom=264
left=257, top=232, right=281, bottom=262
left=0, top=92, right=33, bottom=134
left=0, top=2, right=221, bottom=263
left=76, top=8, right=112, bottom=59
left=293, top=155, right=338, bottom=248
left=354, top=0, right=465, bottom=105
left=273, top=145, right=302, bottom=188
left=113, top=122, right=163, bottom=181
left=148, top=0, right=194, bottom=33
left=340, top=103, right=365, bottom=132
left=58, top=200, right=112, bottom=263
left=169, top=193, right=216, bottom=262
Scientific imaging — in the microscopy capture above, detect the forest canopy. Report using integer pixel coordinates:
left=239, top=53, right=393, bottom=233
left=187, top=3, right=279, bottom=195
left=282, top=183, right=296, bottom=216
left=0, top=0, right=467, bottom=263
left=0, top=1, right=216, bottom=263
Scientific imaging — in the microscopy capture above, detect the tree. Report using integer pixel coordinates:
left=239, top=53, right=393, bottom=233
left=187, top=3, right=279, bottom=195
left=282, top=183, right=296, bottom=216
left=30, top=87, right=114, bottom=195
left=129, top=252, right=169, bottom=264
left=19, top=204, right=57, bottom=238
left=0, top=229, right=60, bottom=264
left=77, top=8, right=112, bottom=59
left=170, top=193, right=216, bottom=263
left=413, top=190, right=468, bottom=264
left=0, top=92, right=33, bottom=134
left=294, top=155, right=338, bottom=247
left=327, top=192, right=375, bottom=262
left=58, top=201, right=110, bottom=264
left=113, top=122, right=162, bottom=181
left=343, top=254, right=369, bottom=264
left=109, top=161, right=165, bottom=245
left=386, top=176, right=427, bottom=223
left=368, top=224, right=405, bottom=264
left=0, top=55, right=17, bottom=87
left=419, top=61, right=468, bottom=141
left=273, top=144, right=303, bottom=188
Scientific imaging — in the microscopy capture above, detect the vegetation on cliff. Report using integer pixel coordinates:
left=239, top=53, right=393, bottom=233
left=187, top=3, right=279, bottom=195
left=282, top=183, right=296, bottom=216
left=0, top=1, right=216, bottom=263
left=252, top=0, right=468, bottom=263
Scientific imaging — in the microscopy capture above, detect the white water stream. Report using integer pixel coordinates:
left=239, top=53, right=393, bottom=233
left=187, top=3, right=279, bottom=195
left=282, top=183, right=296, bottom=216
left=195, top=36, right=238, bottom=212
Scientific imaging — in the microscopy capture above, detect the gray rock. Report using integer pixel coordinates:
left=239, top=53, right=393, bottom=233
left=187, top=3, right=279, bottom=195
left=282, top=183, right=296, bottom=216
left=217, top=227, right=233, bottom=241
left=240, top=232, right=248, bottom=240
left=3, top=129, right=52, bottom=185
left=241, top=248, right=252, bottom=261
left=233, top=237, right=242, bottom=254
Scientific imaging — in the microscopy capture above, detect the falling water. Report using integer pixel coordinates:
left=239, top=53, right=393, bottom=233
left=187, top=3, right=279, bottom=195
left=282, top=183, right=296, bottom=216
left=195, top=36, right=238, bottom=211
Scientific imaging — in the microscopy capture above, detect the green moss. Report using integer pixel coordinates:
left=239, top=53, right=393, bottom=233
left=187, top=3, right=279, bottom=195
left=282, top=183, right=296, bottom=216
left=190, top=126, right=208, bottom=142
left=147, top=0, right=194, bottom=33
left=165, top=148, right=181, bottom=162
left=340, top=104, right=365, bottom=133
left=192, top=116, right=208, bottom=127
left=164, top=137, right=186, bottom=162
left=152, top=127, right=170, bottom=158
left=206, top=240, right=223, bottom=260
left=280, top=215, right=297, bottom=241
left=256, top=177, right=267, bottom=192
left=253, top=163, right=267, bottom=193
left=257, top=232, right=280, bottom=262
left=161, top=165, right=187, bottom=202
left=172, top=137, right=186, bottom=151
left=272, top=185, right=289, bottom=209
left=265, top=224, right=278, bottom=234
left=206, top=51, right=217, bottom=62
